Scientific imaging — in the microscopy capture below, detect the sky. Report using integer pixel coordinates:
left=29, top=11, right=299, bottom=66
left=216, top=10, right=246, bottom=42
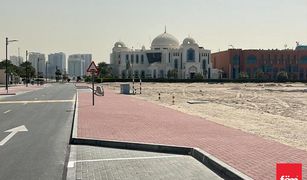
left=1, top=0, right=307, bottom=63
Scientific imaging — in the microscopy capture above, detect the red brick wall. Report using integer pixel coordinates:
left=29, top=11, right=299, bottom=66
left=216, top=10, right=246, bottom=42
left=212, top=49, right=307, bottom=80
left=212, top=50, right=231, bottom=79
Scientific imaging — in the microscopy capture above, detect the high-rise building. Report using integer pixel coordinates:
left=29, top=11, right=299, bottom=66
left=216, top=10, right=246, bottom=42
left=68, top=54, right=92, bottom=74
left=28, top=52, right=46, bottom=77
left=48, top=52, right=66, bottom=77
left=80, top=54, right=92, bottom=73
left=68, top=55, right=85, bottom=78
left=9, top=56, right=23, bottom=66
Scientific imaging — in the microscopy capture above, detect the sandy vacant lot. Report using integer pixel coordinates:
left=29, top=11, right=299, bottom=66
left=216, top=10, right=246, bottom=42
left=106, top=82, right=307, bottom=151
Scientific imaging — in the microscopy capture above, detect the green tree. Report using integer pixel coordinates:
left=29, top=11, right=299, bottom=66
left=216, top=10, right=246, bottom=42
left=0, top=60, right=16, bottom=75
left=239, top=72, right=249, bottom=79
left=255, top=70, right=265, bottom=79
left=277, top=71, right=288, bottom=82
left=98, top=62, right=113, bottom=78
left=55, top=68, right=62, bottom=82
left=167, top=69, right=178, bottom=79
left=195, top=73, right=204, bottom=80
left=19, top=62, right=36, bottom=78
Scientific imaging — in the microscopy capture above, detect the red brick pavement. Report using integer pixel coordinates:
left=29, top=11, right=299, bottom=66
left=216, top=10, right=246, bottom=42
left=0, top=84, right=45, bottom=95
left=77, top=87, right=307, bottom=180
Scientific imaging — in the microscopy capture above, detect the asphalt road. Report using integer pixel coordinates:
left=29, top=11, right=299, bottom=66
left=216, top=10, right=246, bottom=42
left=0, top=84, right=76, bottom=180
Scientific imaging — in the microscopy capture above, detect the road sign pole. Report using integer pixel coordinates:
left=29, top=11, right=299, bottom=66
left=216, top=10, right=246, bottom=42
left=92, top=72, right=94, bottom=106
left=86, top=61, right=98, bottom=106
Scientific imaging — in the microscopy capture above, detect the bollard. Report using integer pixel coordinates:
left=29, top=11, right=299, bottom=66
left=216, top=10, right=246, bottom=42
left=132, top=79, right=135, bottom=94
left=158, top=92, right=161, bottom=100
left=172, top=94, right=175, bottom=105
left=140, top=79, right=142, bottom=94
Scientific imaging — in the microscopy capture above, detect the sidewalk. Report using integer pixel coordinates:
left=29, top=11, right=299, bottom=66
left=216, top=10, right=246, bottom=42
left=0, top=84, right=46, bottom=95
left=77, top=87, right=307, bottom=180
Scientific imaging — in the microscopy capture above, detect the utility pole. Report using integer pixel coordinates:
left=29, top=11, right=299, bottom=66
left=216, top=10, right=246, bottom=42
left=5, top=38, right=8, bottom=92
left=26, top=50, right=28, bottom=87
left=5, top=37, right=18, bottom=93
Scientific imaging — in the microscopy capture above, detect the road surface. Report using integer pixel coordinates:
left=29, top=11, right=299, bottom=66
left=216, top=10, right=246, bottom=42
left=0, top=84, right=75, bottom=180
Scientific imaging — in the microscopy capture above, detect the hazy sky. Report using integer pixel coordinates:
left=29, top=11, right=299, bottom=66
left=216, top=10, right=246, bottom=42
left=1, top=0, right=306, bottom=63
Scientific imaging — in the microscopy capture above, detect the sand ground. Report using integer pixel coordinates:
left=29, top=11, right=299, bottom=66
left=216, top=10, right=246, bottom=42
left=106, top=82, right=307, bottom=151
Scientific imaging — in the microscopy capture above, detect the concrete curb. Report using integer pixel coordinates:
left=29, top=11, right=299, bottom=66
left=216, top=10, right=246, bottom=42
left=66, top=145, right=76, bottom=180
left=191, top=148, right=253, bottom=180
left=68, top=90, right=253, bottom=180
left=70, top=91, right=78, bottom=142
left=71, top=138, right=192, bottom=155
left=66, top=90, right=78, bottom=180
left=0, top=93, right=16, bottom=96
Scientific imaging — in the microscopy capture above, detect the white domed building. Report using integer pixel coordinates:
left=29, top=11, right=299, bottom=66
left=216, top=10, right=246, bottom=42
left=110, top=31, right=213, bottom=79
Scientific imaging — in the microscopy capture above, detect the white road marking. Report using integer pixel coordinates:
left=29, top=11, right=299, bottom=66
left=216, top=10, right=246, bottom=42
left=3, top=110, right=11, bottom=114
left=0, top=125, right=28, bottom=146
left=0, top=100, right=75, bottom=104
left=68, top=155, right=183, bottom=168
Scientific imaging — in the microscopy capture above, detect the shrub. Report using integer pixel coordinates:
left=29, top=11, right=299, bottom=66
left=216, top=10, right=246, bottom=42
left=277, top=71, right=288, bottom=82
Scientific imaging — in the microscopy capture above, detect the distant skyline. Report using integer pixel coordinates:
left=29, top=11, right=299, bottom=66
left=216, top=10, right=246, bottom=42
left=1, top=0, right=307, bottom=64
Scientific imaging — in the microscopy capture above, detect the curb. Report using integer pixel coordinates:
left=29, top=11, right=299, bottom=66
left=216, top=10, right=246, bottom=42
left=71, top=138, right=192, bottom=155
left=0, top=93, right=16, bottom=96
left=66, top=90, right=78, bottom=180
left=68, top=90, right=253, bottom=180
left=191, top=148, right=253, bottom=180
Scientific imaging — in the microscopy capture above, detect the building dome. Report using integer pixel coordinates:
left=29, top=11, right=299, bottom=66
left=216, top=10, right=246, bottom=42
left=113, top=41, right=129, bottom=52
left=151, top=32, right=179, bottom=50
left=114, top=41, right=127, bottom=48
left=182, top=37, right=196, bottom=45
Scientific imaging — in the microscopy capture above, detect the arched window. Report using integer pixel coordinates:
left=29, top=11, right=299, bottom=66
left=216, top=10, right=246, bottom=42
left=159, top=70, right=164, bottom=78
left=122, top=70, right=126, bottom=79
left=141, top=55, right=144, bottom=64
left=136, top=55, right=139, bottom=64
left=134, top=70, right=139, bottom=78
left=247, top=55, right=257, bottom=64
left=141, top=70, right=145, bottom=79
left=232, top=55, right=240, bottom=65
left=174, top=59, right=178, bottom=69
left=299, top=56, right=307, bottom=64
left=187, top=48, right=195, bottom=62
left=202, top=59, right=207, bottom=70
left=131, top=54, right=134, bottom=64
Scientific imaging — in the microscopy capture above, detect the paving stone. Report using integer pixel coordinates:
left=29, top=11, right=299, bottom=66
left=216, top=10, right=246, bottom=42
left=77, top=87, right=307, bottom=179
left=74, top=145, right=222, bottom=180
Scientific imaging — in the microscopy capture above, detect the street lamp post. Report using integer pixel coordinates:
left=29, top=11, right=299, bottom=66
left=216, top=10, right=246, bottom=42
left=5, top=37, right=18, bottom=93
left=25, top=50, right=28, bottom=87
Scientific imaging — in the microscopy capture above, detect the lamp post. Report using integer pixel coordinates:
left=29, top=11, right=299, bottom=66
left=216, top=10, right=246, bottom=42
left=5, top=37, right=18, bottom=93
left=25, top=50, right=28, bottom=87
